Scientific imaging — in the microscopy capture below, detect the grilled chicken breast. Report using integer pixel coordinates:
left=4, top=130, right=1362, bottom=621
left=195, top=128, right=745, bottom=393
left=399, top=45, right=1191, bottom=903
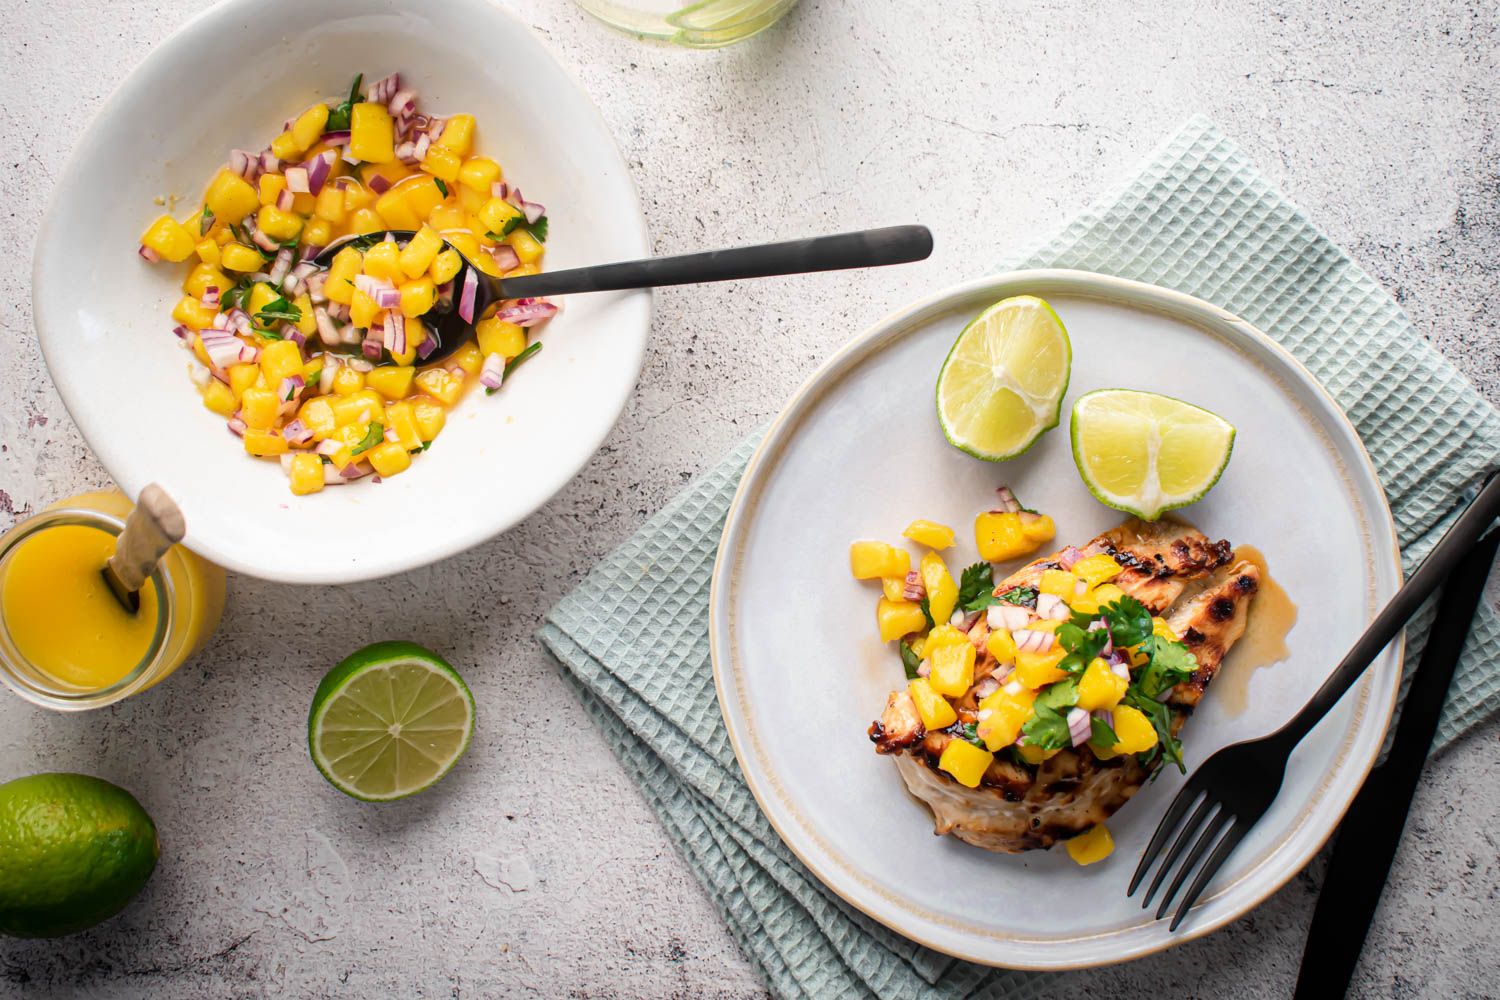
left=868, top=519, right=1259, bottom=853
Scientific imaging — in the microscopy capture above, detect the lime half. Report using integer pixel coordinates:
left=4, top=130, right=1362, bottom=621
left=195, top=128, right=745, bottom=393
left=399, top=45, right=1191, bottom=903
left=308, top=641, right=475, bottom=802
left=936, top=296, right=1072, bottom=461
left=1070, top=389, right=1235, bottom=520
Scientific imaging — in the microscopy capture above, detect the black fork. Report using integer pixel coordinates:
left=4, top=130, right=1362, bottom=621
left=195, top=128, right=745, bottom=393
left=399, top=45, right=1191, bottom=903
left=1130, top=471, right=1500, bottom=930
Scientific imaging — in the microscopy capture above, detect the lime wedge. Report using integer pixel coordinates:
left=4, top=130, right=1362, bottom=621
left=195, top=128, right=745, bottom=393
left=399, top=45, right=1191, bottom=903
left=308, top=641, right=475, bottom=802
left=1070, top=389, right=1235, bottom=521
left=935, top=296, right=1072, bottom=461
left=666, top=0, right=788, bottom=30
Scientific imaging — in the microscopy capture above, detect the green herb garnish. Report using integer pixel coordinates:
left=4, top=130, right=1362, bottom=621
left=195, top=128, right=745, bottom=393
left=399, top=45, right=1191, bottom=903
left=1053, top=620, right=1112, bottom=677
left=526, top=215, right=548, bottom=243
left=1072, top=594, right=1152, bottom=646
left=221, top=283, right=249, bottom=311
left=433, top=178, right=448, bottom=197
left=255, top=295, right=302, bottom=327
left=485, top=343, right=543, bottom=395
left=1124, top=688, right=1185, bottom=772
left=350, top=422, right=384, bottom=457
left=917, top=596, right=935, bottom=630
left=1089, top=714, right=1118, bottom=747
left=956, top=561, right=996, bottom=611
left=486, top=213, right=547, bottom=243
left=995, top=585, right=1038, bottom=609
left=325, top=72, right=363, bottom=132
left=199, top=206, right=215, bottom=236
left=899, top=642, right=922, bottom=681
left=1019, top=678, right=1080, bottom=751
left=1134, top=635, right=1198, bottom=700
left=952, top=721, right=986, bottom=749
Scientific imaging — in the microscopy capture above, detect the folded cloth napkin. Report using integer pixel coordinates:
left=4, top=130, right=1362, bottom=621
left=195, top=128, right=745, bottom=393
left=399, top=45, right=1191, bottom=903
left=538, top=116, right=1500, bottom=999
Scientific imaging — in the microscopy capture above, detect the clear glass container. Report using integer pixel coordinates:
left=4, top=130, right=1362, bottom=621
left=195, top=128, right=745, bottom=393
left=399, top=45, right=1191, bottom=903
left=0, top=490, right=227, bottom=711
left=574, top=0, right=800, bottom=47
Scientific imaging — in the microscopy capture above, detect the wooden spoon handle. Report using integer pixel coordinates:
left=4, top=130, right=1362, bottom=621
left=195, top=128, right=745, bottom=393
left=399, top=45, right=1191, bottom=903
left=106, top=484, right=186, bottom=593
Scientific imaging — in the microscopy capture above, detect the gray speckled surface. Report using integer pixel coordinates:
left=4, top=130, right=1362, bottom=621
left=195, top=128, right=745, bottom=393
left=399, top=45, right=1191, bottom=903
left=1, top=1, right=1498, bottom=997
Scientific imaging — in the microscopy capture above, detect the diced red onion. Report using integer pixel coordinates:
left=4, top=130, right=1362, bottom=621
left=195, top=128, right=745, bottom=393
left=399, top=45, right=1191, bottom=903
left=387, top=88, right=417, bottom=117
left=316, top=438, right=342, bottom=457
left=995, top=485, right=1020, bottom=513
left=368, top=73, right=399, bottom=106
left=251, top=228, right=280, bottom=254
left=137, top=245, right=162, bottom=263
left=301, top=245, right=327, bottom=265
left=314, top=306, right=339, bottom=345
left=339, top=461, right=372, bottom=480
left=201, top=332, right=244, bottom=369
left=172, top=324, right=194, bottom=344
left=318, top=360, right=338, bottom=394
left=383, top=312, right=406, bottom=355
left=375, top=287, right=402, bottom=309
left=479, top=352, right=505, bottom=390
left=1067, top=707, right=1091, bottom=747
left=413, top=133, right=431, bottom=162
left=492, top=181, right=508, bottom=199
left=304, top=271, right=328, bottom=302
left=269, top=248, right=294, bottom=286
left=346, top=356, right=374, bottom=372
left=1013, top=628, right=1056, bottom=653
left=1058, top=546, right=1082, bottom=570
left=368, top=174, right=391, bottom=194
left=238, top=343, right=259, bottom=364
left=415, top=332, right=439, bottom=360
left=1036, top=593, right=1069, bottom=621
left=395, top=141, right=420, bottom=165
left=992, top=662, right=1014, bottom=683
left=916, top=659, right=931, bottom=678
left=953, top=609, right=982, bottom=631
left=229, top=149, right=256, bottom=179
left=973, top=677, right=1000, bottom=700
left=276, top=187, right=295, bottom=212
left=284, top=166, right=311, bottom=193
left=491, top=298, right=557, bottom=327
left=282, top=419, right=314, bottom=445
left=902, top=570, right=925, bottom=601
left=326, top=300, right=350, bottom=322
left=458, top=268, right=478, bottom=323
left=278, top=374, right=305, bottom=400
left=353, top=274, right=395, bottom=299
left=226, top=416, right=247, bottom=437
left=259, top=150, right=281, bottom=174
left=363, top=330, right=383, bottom=359
left=200, top=286, right=220, bottom=310
left=223, top=307, right=252, bottom=334
left=187, top=363, right=211, bottom=387
left=287, top=328, right=307, bottom=349
left=320, top=130, right=351, bottom=146
left=1110, top=658, right=1132, bottom=680
left=521, top=197, right=544, bottom=225
left=987, top=604, right=1032, bottom=631
left=306, top=151, right=334, bottom=195
left=489, top=244, right=520, bottom=272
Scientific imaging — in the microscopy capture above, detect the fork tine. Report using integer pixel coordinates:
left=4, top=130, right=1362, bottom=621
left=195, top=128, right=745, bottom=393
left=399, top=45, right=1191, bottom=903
left=1169, top=819, right=1249, bottom=931
left=1140, top=794, right=1215, bottom=908
left=1154, top=808, right=1233, bottom=920
left=1129, top=781, right=1206, bottom=896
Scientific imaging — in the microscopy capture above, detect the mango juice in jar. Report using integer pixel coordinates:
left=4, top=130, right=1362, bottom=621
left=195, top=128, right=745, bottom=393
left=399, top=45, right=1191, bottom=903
left=0, top=490, right=226, bottom=709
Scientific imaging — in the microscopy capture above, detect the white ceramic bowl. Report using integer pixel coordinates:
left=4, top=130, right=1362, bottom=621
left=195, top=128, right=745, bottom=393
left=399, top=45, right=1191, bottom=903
left=34, top=0, right=650, bottom=583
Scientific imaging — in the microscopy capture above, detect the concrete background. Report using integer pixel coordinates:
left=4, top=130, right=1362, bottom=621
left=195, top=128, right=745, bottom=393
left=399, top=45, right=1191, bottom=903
left=1, top=0, right=1497, bottom=996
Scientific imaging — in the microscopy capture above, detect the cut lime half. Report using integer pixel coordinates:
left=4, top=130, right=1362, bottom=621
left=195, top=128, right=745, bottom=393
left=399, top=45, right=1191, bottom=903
left=1070, top=389, right=1235, bottom=521
left=936, top=296, right=1072, bottom=461
left=308, top=641, right=475, bottom=802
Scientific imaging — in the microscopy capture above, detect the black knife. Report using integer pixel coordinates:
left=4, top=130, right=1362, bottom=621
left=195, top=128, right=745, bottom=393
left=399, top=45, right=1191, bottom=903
left=1292, top=526, right=1500, bottom=998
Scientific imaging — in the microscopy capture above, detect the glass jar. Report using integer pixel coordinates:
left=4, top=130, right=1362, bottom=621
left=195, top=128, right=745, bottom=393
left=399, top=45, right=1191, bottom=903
left=0, top=490, right=226, bottom=711
left=574, top=0, right=800, bottom=47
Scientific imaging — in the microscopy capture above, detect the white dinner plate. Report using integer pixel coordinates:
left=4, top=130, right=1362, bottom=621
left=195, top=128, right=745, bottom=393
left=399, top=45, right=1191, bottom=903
left=33, top=0, right=650, bottom=583
left=709, top=270, right=1401, bottom=970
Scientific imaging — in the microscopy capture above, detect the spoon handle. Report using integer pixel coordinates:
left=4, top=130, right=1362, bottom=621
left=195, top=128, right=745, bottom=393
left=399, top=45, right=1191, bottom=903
left=107, top=484, right=187, bottom=593
left=495, top=225, right=933, bottom=299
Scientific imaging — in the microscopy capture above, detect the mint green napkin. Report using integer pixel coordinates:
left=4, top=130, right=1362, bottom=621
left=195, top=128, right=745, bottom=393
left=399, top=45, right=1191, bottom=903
left=538, top=116, right=1500, bottom=999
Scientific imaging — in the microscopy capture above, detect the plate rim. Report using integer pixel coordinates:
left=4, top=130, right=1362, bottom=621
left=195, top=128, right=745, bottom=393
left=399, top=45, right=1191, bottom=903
left=708, top=268, right=1403, bottom=970
left=29, top=0, right=653, bottom=584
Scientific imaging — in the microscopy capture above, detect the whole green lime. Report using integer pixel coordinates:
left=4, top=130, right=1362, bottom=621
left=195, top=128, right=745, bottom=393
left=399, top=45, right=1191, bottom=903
left=0, top=773, right=159, bottom=938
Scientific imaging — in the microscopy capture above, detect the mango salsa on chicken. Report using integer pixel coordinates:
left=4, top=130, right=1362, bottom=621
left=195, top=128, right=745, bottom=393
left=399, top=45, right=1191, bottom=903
left=851, top=489, right=1260, bottom=863
left=137, top=72, right=556, bottom=494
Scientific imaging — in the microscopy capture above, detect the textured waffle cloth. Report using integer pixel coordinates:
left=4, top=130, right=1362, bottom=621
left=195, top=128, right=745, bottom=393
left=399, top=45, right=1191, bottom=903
left=538, top=116, right=1500, bottom=999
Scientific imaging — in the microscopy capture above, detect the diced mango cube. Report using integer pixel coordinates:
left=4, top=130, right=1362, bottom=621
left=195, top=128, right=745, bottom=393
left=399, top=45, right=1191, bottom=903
left=384, top=401, right=423, bottom=451
left=363, top=239, right=402, bottom=282
left=259, top=340, right=303, bottom=384
left=299, top=397, right=336, bottom=439
left=240, top=387, right=280, bottom=430
left=314, top=185, right=347, bottom=223
left=414, top=367, right=463, bottom=406
left=477, top=196, right=522, bottom=235
left=506, top=228, right=544, bottom=265
left=902, top=519, right=955, bottom=549
left=985, top=628, right=1018, bottom=665
left=349, top=102, right=395, bottom=163
left=399, top=226, right=444, bottom=279
left=876, top=598, right=926, bottom=643
left=937, top=739, right=993, bottom=788
left=880, top=578, right=905, bottom=602
left=366, top=440, right=412, bottom=478
left=1152, top=617, right=1179, bottom=642
left=331, top=364, right=364, bottom=395
left=375, top=187, right=421, bottom=230
left=429, top=248, right=463, bottom=286
left=927, top=641, right=975, bottom=698
left=975, top=511, right=1032, bottom=562
left=977, top=685, right=1036, bottom=750
left=450, top=340, right=483, bottom=377
left=171, top=296, right=218, bottom=330
left=140, top=215, right=196, bottom=262
left=907, top=679, right=957, bottom=731
left=347, top=207, right=385, bottom=234
left=195, top=238, right=221, bottom=266
left=256, top=204, right=302, bottom=242
left=1072, top=553, right=1123, bottom=590
left=419, top=144, right=462, bottom=184
left=183, top=262, right=230, bottom=299
left=201, top=380, right=237, bottom=416
left=920, top=551, right=958, bottom=626
left=1039, top=569, right=1079, bottom=599
left=1076, top=658, right=1129, bottom=712
left=258, top=173, right=286, bottom=207
left=436, top=114, right=475, bottom=155
left=848, top=541, right=910, bottom=580
left=1014, top=645, right=1068, bottom=689
left=1065, top=824, right=1114, bottom=866
left=288, top=452, right=325, bottom=495
left=366, top=365, right=416, bottom=401
left=1107, top=705, right=1158, bottom=755
left=220, top=242, right=265, bottom=273
left=412, top=398, right=446, bottom=442
left=1016, top=743, right=1061, bottom=765
left=325, top=246, right=362, bottom=304
left=204, top=168, right=260, bottom=224
left=458, top=155, right=501, bottom=193
left=243, top=429, right=288, bottom=457
left=228, top=363, right=259, bottom=400
left=1021, top=512, right=1056, bottom=543
left=399, top=276, right=437, bottom=318
left=291, top=103, right=329, bottom=151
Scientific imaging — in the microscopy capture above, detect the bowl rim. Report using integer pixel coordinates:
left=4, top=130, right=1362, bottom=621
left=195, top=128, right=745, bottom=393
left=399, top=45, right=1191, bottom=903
left=31, top=0, right=653, bottom=584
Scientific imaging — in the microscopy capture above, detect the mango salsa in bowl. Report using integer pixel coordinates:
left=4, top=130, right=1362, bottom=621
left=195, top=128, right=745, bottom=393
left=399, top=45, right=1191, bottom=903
left=136, top=73, right=556, bottom=494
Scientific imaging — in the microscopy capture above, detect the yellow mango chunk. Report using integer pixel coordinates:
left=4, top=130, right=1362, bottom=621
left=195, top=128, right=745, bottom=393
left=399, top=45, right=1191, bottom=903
left=975, top=511, right=1031, bottom=562
left=1072, top=582, right=1127, bottom=616
left=1107, top=705, right=1159, bottom=755
left=920, top=551, right=958, bottom=626
left=349, top=102, right=395, bottom=163
left=921, top=624, right=967, bottom=660
left=203, top=168, right=259, bottom=225
left=938, top=739, right=994, bottom=788
left=1065, top=824, right=1114, bottom=866
left=412, top=398, right=446, bottom=442
left=476, top=318, right=526, bottom=359
left=259, top=340, right=303, bottom=385
left=1016, top=743, right=1061, bottom=765
left=1152, top=617, right=1179, bottom=642
left=239, top=387, right=279, bottom=430
left=1072, top=553, right=1123, bottom=590
left=848, top=541, right=910, bottom=581
left=907, top=679, right=957, bottom=732
left=399, top=226, right=444, bottom=280
left=288, top=452, right=325, bottom=496
left=430, top=248, right=463, bottom=286
left=436, top=114, right=475, bottom=155
left=458, top=155, right=501, bottom=193
left=880, top=577, right=905, bottom=602
left=928, top=641, right=975, bottom=698
left=1039, top=568, right=1079, bottom=599
left=201, top=380, right=237, bottom=416
left=977, top=685, right=1036, bottom=750
left=1014, top=645, right=1068, bottom=689
left=366, top=366, right=416, bottom=401
left=219, top=242, right=265, bottom=273
left=366, top=441, right=412, bottom=478
left=414, top=367, right=463, bottom=406
left=243, top=429, right=288, bottom=457
left=324, top=246, right=362, bottom=305
left=1020, top=512, right=1056, bottom=544
left=876, top=598, right=926, bottom=643
left=139, top=215, right=195, bottom=262
left=290, top=103, right=329, bottom=152
left=1076, top=657, right=1128, bottom=712
left=902, top=519, right=955, bottom=549
left=985, top=628, right=1018, bottom=666
left=420, top=144, right=462, bottom=184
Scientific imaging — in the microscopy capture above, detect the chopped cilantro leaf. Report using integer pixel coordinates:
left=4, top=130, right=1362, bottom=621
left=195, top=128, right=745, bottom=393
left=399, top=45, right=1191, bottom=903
left=956, top=561, right=995, bottom=611
left=486, top=216, right=525, bottom=241
left=221, top=284, right=248, bottom=311
left=952, top=721, right=986, bottom=749
left=1135, top=635, right=1198, bottom=699
left=917, top=596, right=935, bottom=630
left=434, top=178, right=448, bottom=197
left=996, top=585, right=1038, bottom=609
left=1054, top=621, right=1111, bottom=676
left=486, top=343, right=543, bottom=395
left=199, top=206, right=215, bottom=236
left=1020, top=679, right=1080, bottom=750
left=1124, top=688, right=1185, bottom=772
left=350, top=423, right=384, bottom=457
left=899, top=642, right=922, bottom=681
left=255, top=295, right=302, bottom=328
left=1099, top=594, right=1152, bottom=646
left=1089, top=715, right=1118, bottom=747
left=526, top=215, right=548, bottom=243
left=325, top=72, right=363, bottom=132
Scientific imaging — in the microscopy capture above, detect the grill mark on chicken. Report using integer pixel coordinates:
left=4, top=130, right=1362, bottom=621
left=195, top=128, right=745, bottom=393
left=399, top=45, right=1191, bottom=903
left=870, top=518, right=1251, bottom=853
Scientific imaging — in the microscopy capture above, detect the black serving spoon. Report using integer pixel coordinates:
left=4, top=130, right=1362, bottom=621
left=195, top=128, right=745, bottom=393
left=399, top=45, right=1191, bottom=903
left=313, top=225, right=933, bottom=365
